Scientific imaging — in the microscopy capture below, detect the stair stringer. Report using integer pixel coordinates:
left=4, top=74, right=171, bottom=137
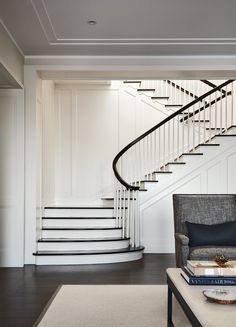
left=138, top=130, right=236, bottom=253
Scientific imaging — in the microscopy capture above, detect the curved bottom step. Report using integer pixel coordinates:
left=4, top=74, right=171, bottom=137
left=33, top=246, right=144, bottom=265
left=37, top=237, right=130, bottom=251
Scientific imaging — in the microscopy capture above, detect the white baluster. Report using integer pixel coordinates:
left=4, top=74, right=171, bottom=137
left=209, top=94, right=212, bottom=141
left=225, top=85, right=228, bottom=131
left=122, top=187, right=126, bottom=238
left=220, top=89, right=223, bottom=134
left=168, top=120, right=170, bottom=162
left=163, top=125, right=166, bottom=169
left=231, top=82, right=234, bottom=126
left=215, top=91, right=217, bottom=135
left=135, top=190, right=140, bottom=247
left=126, top=189, right=130, bottom=238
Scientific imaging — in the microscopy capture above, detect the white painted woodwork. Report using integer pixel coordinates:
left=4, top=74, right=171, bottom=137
left=0, top=21, right=24, bottom=87
left=42, top=218, right=116, bottom=228
left=35, top=250, right=143, bottom=265
left=44, top=208, right=114, bottom=218
left=140, top=130, right=236, bottom=253
left=42, top=82, right=164, bottom=205
left=0, top=89, right=24, bottom=266
left=42, top=228, right=122, bottom=239
left=22, top=71, right=236, bottom=265
left=24, top=68, right=41, bottom=265
left=38, top=239, right=130, bottom=251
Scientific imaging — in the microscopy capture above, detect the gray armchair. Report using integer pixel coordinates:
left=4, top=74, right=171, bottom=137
left=173, top=194, right=236, bottom=267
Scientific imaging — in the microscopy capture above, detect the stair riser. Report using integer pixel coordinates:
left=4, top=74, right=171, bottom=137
left=166, top=164, right=185, bottom=172
left=152, top=99, right=169, bottom=104
left=152, top=173, right=172, bottom=181
left=195, top=146, right=219, bottom=155
left=38, top=240, right=130, bottom=251
left=102, top=200, right=114, bottom=206
left=180, top=155, right=202, bottom=164
left=138, top=91, right=154, bottom=96
left=35, top=251, right=143, bottom=265
left=165, top=105, right=182, bottom=110
left=44, top=208, right=114, bottom=218
left=42, top=219, right=116, bottom=228
left=213, top=136, right=236, bottom=147
left=42, top=229, right=122, bottom=238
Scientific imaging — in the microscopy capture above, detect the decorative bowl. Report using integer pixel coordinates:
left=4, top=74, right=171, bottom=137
left=203, top=289, right=236, bottom=304
left=214, top=255, right=229, bottom=267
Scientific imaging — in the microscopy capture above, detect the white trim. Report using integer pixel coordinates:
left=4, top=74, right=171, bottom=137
left=0, top=19, right=24, bottom=56
left=0, top=58, right=24, bottom=88
left=24, top=54, right=236, bottom=68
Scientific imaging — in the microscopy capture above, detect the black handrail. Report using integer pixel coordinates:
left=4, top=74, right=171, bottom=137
left=113, top=79, right=234, bottom=190
left=200, top=80, right=227, bottom=94
left=180, top=91, right=232, bottom=122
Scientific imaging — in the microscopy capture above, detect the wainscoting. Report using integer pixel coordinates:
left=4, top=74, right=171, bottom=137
left=0, top=90, right=24, bottom=267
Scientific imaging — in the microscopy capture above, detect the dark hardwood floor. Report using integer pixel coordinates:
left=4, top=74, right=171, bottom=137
left=0, top=254, right=175, bottom=327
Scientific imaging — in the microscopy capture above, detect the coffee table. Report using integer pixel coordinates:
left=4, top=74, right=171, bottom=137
left=166, top=268, right=236, bottom=327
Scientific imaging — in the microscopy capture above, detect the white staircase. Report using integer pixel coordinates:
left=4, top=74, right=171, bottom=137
left=34, top=79, right=235, bottom=265
left=34, top=206, right=144, bottom=265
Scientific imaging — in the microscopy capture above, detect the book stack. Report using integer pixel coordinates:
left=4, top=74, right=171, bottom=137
left=181, top=260, right=236, bottom=285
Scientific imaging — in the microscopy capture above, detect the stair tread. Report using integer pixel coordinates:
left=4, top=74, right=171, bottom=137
left=192, top=120, right=210, bottom=122
left=151, top=96, right=169, bottom=99
left=197, top=143, right=220, bottom=146
left=33, top=246, right=144, bottom=256
left=38, top=237, right=130, bottom=242
left=42, top=227, right=122, bottom=230
left=124, top=81, right=141, bottom=84
left=205, top=128, right=222, bottom=130
left=165, top=104, right=182, bottom=107
left=44, top=206, right=114, bottom=209
left=181, top=153, right=203, bottom=155
left=137, top=88, right=155, bottom=91
left=215, top=134, right=236, bottom=136
left=153, top=171, right=173, bottom=173
left=140, top=180, right=159, bottom=183
left=42, top=217, right=116, bottom=219
left=167, top=162, right=186, bottom=164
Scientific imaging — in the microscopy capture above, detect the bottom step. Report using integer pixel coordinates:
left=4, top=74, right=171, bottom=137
left=33, top=246, right=144, bottom=265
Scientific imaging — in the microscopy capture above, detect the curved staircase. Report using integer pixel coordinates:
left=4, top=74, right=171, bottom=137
left=33, top=79, right=235, bottom=265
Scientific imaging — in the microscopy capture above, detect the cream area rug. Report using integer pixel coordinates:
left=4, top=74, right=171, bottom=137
left=35, top=285, right=190, bottom=327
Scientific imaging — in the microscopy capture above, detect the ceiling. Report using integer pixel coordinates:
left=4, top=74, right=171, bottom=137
left=1, top=0, right=236, bottom=56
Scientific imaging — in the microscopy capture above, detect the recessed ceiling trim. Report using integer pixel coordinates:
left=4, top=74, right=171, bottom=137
left=31, top=0, right=236, bottom=46
left=31, top=0, right=56, bottom=43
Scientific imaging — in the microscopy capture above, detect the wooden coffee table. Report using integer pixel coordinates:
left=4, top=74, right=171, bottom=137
left=166, top=268, right=236, bottom=327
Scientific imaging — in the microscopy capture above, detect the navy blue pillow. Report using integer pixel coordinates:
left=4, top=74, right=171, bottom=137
left=185, top=221, right=236, bottom=247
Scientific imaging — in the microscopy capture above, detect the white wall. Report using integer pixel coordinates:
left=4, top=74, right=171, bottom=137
left=140, top=137, right=236, bottom=253
left=42, top=81, right=168, bottom=205
left=0, top=89, right=24, bottom=266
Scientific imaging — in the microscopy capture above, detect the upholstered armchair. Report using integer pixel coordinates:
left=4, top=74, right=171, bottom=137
left=173, top=194, right=236, bottom=267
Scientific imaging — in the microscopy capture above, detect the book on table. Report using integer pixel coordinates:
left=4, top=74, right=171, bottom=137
left=181, top=266, right=236, bottom=285
left=186, top=260, right=236, bottom=277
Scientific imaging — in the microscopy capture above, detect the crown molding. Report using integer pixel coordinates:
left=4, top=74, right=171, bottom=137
left=24, top=55, right=236, bottom=80
left=24, top=54, right=236, bottom=66
left=0, top=19, right=24, bottom=56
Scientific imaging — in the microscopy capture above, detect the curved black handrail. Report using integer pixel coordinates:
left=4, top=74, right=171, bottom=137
left=113, top=79, right=234, bottom=190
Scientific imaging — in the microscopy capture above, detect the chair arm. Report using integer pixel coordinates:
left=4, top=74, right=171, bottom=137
left=175, top=233, right=189, bottom=246
left=174, top=233, right=190, bottom=267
